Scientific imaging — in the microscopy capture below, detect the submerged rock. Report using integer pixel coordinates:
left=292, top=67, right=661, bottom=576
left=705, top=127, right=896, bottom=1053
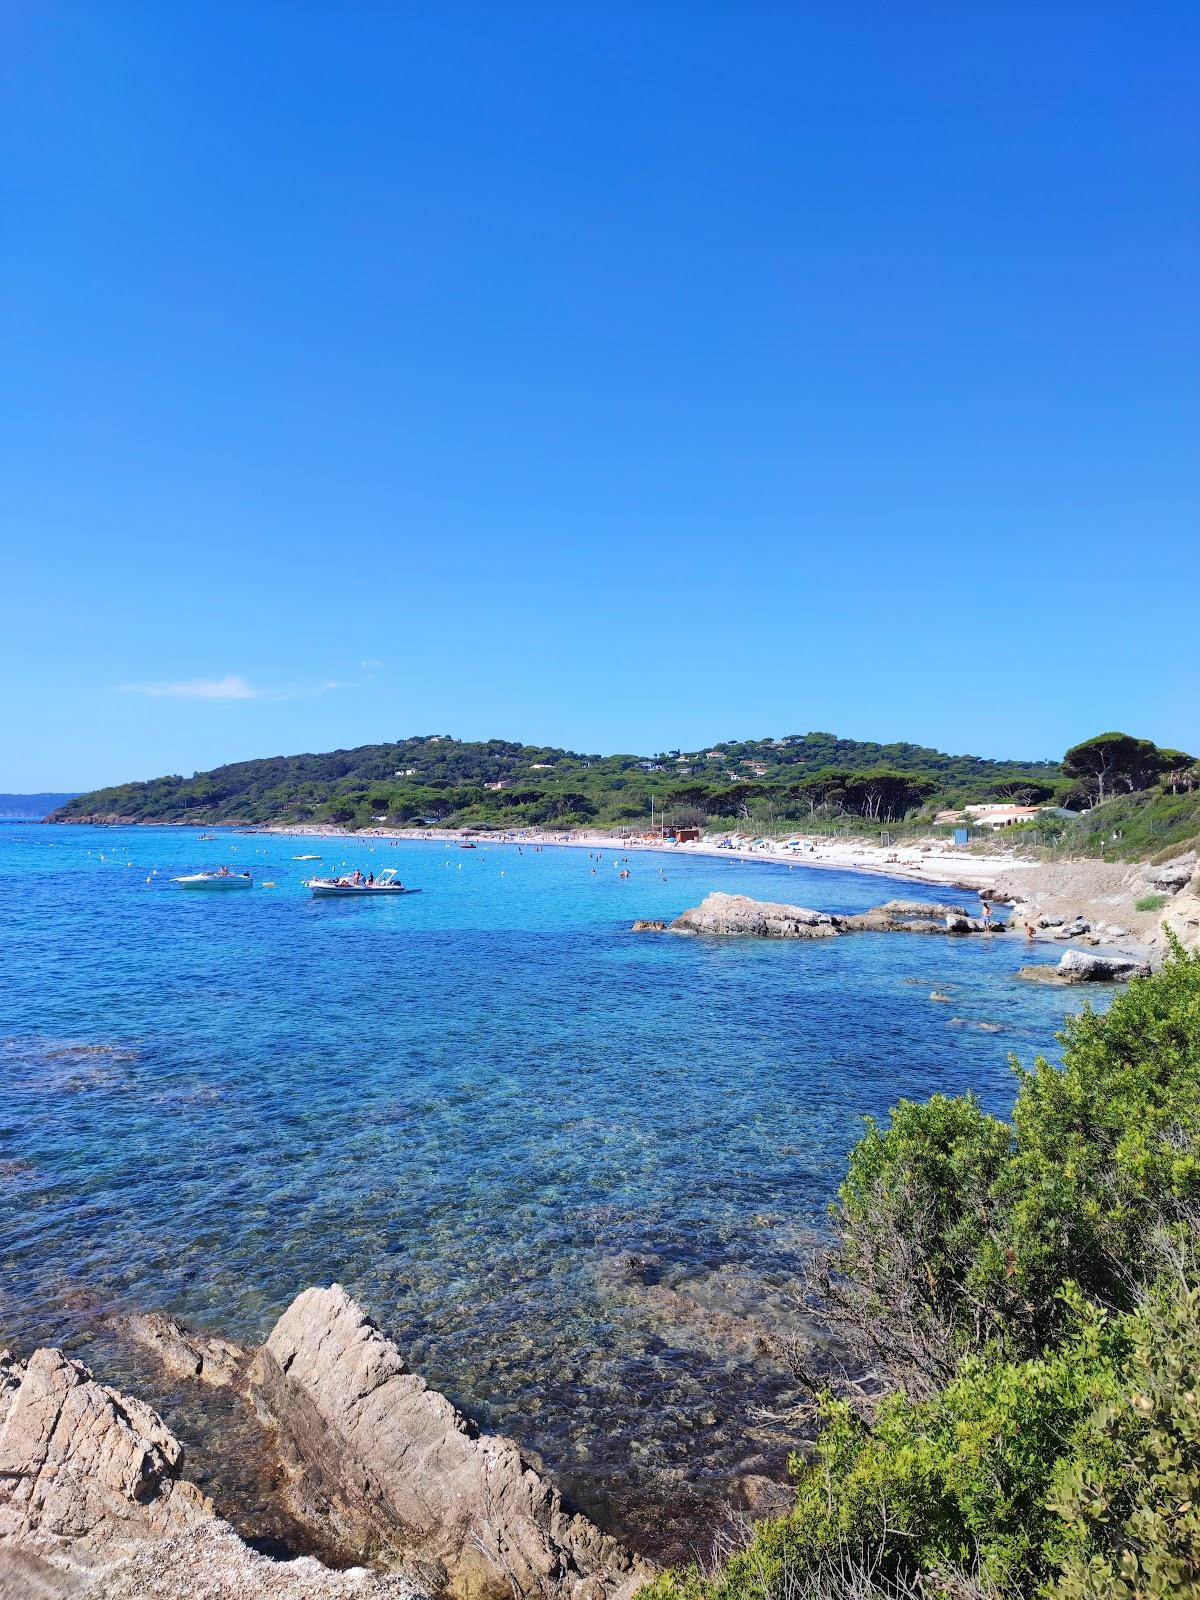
left=595, top=1255, right=790, bottom=1364
left=629, top=920, right=666, bottom=933
left=125, top=1311, right=249, bottom=1388
left=250, top=1284, right=653, bottom=1600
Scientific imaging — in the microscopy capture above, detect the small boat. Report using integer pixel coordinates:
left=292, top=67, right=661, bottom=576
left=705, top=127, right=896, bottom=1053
left=174, top=871, right=253, bottom=890
left=198, top=834, right=216, bottom=841
left=459, top=841, right=477, bottom=850
left=305, top=868, right=421, bottom=898
left=292, top=854, right=322, bottom=860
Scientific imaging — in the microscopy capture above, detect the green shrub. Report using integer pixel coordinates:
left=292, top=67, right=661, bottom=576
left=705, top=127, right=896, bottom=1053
left=654, top=944, right=1200, bottom=1600
left=1136, top=893, right=1170, bottom=913
left=1050, top=1276, right=1200, bottom=1599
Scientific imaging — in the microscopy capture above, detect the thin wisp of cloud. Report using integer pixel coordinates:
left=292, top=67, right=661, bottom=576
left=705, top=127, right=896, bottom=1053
left=119, top=675, right=344, bottom=703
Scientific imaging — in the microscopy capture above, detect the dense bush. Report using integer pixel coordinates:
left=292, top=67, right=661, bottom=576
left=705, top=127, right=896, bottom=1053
left=646, top=944, right=1200, bottom=1600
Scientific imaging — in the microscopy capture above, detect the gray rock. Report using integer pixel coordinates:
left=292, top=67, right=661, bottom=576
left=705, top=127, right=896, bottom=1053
left=629, top=920, right=666, bottom=933
left=840, top=901, right=998, bottom=935
left=727, top=1474, right=794, bottom=1519
left=0, top=1345, right=423, bottom=1598
left=1018, top=950, right=1151, bottom=985
left=671, top=893, right=837, bottom=938
left=1148, top=853, right=1196, bottom=890
left=1058, top=949, right=1151, bottom=982
left=249, top=1285, right=652, bottom=1600
left=666, top=894, right=1002, bottom=940
left=0, top=1345, right=205, bottom=1546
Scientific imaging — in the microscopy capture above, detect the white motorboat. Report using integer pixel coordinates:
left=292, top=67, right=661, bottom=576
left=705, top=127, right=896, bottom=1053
left=305, top=868, right=420, bottom=898
left=173, top=871, right=254, bottom=890
left=292, top=854, right=322, bottom=860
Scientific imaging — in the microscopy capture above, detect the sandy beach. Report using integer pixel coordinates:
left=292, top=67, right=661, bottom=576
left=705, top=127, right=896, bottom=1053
left=259, top=819, right=1028, bottom=888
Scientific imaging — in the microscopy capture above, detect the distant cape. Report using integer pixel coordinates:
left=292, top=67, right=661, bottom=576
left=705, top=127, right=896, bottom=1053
left=0, top=793, right=80, bottom=818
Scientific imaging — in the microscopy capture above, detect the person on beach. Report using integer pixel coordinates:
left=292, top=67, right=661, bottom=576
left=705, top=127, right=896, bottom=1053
left=1026, top=919, right=1035, bottom=940
left=981, top=899, right=992, bottom=928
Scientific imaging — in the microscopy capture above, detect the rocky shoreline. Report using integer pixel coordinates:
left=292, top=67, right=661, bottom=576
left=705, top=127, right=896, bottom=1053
left=637, top=892, right=1166, bottom=987
left=0, top=1286, right=652, bottom=1600
left=639, top=894, right=1005, bottom=941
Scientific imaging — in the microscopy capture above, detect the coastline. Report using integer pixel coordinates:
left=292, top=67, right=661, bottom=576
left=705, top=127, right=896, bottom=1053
left=244, top=824, right=1191, bottom=960
left=42, top=815, right=1196, bottom=958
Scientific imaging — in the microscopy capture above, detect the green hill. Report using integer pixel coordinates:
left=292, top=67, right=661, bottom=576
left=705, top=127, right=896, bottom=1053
left=50, top=731, right=1064, bottom=831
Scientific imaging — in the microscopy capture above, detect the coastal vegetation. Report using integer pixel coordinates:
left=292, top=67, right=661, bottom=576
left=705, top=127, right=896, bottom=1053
left=50, top=730, right=1200, bottom=861
left=50, top=731, right=1061, bottom=829
left=647, top=942, right=1200, bottom=1600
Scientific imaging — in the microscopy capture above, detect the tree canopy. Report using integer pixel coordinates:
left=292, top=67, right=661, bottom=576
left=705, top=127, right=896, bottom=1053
left=50, top=731, right=1063, bottom=831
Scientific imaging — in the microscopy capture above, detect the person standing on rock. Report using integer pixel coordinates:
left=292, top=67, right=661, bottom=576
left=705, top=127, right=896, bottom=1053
left=980, top=899, right=992, bottom=928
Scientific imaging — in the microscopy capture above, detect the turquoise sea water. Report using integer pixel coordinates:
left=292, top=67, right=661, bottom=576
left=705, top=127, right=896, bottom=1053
left=0, top=824, right=1083, bottom=1557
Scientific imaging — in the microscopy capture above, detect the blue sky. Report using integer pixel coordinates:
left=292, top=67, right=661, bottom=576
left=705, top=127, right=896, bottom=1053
left=3, top=2, right=1197, bottom=789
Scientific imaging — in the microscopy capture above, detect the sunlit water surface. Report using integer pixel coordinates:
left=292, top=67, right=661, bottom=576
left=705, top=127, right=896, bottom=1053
left=0, top=825, right=1084, bottom=1559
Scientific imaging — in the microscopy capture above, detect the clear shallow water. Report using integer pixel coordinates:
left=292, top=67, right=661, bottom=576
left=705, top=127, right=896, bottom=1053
left=0, top=824, right=1081, bottom=1558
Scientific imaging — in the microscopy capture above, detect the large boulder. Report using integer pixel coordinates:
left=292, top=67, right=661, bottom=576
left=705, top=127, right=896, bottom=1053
left=1018, top=950, right=1151, bottom=985
left=670, top=893, right=837, bottom=938
left=0, top=1345, right=207, bottom=1547
left=1057, top=949, right=1152, bottom=982
left=1147, top=853, right=1197, bottom=891
left=249, top=1285, right=652, bottom=1600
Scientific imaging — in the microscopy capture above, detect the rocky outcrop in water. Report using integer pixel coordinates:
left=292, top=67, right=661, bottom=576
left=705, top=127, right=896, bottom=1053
left=1018, top=949, right=1152, bottom=985
left=661, top=893, right=1000, bottom=939
left=839, top=899, right=995, bottom=934
left=125, top=1311, right=249, bottom=1389
left=670, top=894, right=837, bottom=938
left=1, top=1285, right=653, bottom=1600
left=0, top=1344, right=420, bottom=1599
left=250, top=1285, right=651, bottom=1600
left=0, top=1345, right=207, bottom=1547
